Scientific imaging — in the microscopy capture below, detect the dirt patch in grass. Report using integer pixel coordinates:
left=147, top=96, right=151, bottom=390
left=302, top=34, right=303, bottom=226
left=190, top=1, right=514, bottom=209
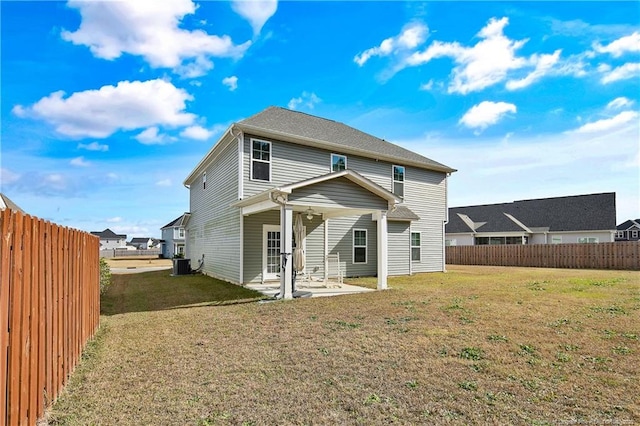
left=105, top=258, right=173, bottom=269
left=51, top=266, right=639, bottom=425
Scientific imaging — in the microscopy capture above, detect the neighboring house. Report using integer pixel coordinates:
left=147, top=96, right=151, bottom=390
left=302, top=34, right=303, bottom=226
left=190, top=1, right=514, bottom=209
left=91, top=228, right=127, bottom=250
left=183, top=106, right=455, bottom=298
left=150, top=238, right=162, bottom=249
left=0, top=193, right=24, bottom=213
left=130, top=237, right=154, bottom=249
left=445, top=193, right=616, bottom=246
left=160, top=213, right=190, bottom=258
left=616, top=219, right=640, bottom=241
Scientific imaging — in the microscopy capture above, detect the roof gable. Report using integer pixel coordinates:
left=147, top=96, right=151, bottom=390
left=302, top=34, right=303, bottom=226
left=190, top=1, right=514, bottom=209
left=161, top=213, right=191, bottom=229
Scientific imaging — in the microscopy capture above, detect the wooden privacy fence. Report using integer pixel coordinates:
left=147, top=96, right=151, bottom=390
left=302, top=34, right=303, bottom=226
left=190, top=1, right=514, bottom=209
left=446, top=242, right=640, bottom=270
left=0, top=209, right=100, bottom=426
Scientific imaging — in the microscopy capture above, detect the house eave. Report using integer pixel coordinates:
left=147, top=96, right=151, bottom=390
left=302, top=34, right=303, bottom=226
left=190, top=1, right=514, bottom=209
left=183, top=127, right=235, bottom=186
left=235, top=123, right=457, bottom=174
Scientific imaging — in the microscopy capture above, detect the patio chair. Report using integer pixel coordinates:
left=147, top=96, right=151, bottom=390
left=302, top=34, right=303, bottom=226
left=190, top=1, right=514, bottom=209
left=325, top=253, right=343, bottom=288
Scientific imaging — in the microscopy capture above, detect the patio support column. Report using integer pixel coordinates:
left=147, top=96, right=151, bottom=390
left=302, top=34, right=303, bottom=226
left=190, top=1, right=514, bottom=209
left=280, top=204, right=294, bottom=299
left=377, top=210, right=388, bottom=290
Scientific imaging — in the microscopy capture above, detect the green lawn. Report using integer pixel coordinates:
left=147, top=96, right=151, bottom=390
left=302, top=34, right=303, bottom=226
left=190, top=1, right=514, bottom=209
left=50, top=266, right=639, bottom=425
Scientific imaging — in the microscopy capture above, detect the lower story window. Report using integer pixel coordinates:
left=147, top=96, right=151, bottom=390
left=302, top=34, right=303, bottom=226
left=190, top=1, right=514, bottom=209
left=411, top=232, right=421, bottom=262
left=578, top=237, right=599, bottom=243
left=353, top=229, right=367, bottom=264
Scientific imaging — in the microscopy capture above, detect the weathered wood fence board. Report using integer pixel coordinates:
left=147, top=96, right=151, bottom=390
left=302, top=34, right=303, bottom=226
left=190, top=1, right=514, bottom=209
left=446, top=242, right=640, bottom=270
left=0, top=209, right=100, bottom=425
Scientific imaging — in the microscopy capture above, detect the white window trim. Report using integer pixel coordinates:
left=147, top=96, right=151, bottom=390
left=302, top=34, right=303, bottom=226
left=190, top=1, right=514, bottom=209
left=392, top=164, right=405, bottom=197
left=551, top=236, right=562, bottom=244
left=250, top=138, right=272, bottom=182
left=353, top=228, right=367, bottom=264
left=632, top=230, right=639, bottom=238
left=203, top=171, right=207, bottom=190
left=411, top=231, right=421, bottom=263
left=331, top=153, right=347, bottom=172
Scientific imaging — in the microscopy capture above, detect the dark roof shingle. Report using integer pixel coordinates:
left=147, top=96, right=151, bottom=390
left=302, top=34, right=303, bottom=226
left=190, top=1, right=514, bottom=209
left=238, top=107, right=455, bottom=173
left=446, top=193, right=616, bottom=234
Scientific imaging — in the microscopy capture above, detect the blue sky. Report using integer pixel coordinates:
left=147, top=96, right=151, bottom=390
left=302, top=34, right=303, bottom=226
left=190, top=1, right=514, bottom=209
left=2, top=1, right=638, bottom=238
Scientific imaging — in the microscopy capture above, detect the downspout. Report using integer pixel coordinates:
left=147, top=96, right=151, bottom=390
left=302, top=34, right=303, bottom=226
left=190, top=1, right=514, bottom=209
left=442, top=173, right=450, bottom=272
left=231, top=126, right=244, bottom=284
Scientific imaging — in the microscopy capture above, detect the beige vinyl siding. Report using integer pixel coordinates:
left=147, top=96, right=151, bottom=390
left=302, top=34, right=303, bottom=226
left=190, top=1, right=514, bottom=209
left=388, top=221, right=410, bottom=275
left=240, top=133, right=448, bottom=276
left=187, top=139, right=241, bottom=283
left=328, top=215, right=377, bottom=277
left=242, top=211, right=326, bottom=284
left=405, top=167, right=447, bottom=272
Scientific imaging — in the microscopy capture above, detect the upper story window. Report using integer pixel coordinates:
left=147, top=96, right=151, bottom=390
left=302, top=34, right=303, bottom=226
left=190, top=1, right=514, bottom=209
left=174, top=227, right=185, bottom=239
left=393, top=165, right=405, bottom=198
left=203, top=172, right=206, bottom=189
left=331, top=153, right=347, bottom=172
left=251, top=139, right=271, bottom=181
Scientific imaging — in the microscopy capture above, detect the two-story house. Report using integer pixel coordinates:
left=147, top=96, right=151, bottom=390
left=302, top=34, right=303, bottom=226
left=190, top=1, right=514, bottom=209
left=160, top=213, right=190, bottom=258
left=183, top=107, right=455, bottom=299
left=90, top=228, right=127, bottom=250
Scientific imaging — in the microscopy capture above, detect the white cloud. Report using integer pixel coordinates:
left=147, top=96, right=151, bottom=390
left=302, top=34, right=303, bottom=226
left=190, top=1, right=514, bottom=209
left=506, top=50, right=561, bottom=90
left=231, top=0, right=278, bottom=35
left=0, top=168, right=20, bottom=185
left=459, top=101, right=517, bottom=133
left=106, top=216, right=123, bottom=223
left=15, top=79, right=196, bottom=138
left=70, top=156, right=91, bottom=167
left=156, top=179, right=172, bottom=187
left=288, top=91, right=321, bottom=110
left=11, top=105, right=27, bottom=117
left=600, top=62, right=640, bottom=84
left=174, top=56, right=214, bottom=79
left=419, top=80, right=434, bottom=91
left=180, top=125, right=214, bottom=141
left=593, top=31, right=640, bottom=57
left=222, top=76, right=238, bottom=91
left=135, top=127, right=173, bottom=145
left=78, top=142, right=109, bottom=152
left=354, top=22, right=428, bottom=66
left=571, top=110, right=639, bottom=134
left=397, top=121, right=639, bottom=222
left=62, top=0, right=250, bottom=76
left=407, top=17, right=535, bottom=94
left=607, top=97, right=634, bottom=110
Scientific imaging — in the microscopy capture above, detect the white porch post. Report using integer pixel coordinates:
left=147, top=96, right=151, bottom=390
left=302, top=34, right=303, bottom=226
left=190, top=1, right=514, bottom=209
left=280, top=204, right=294, bottom=299
left=324, top=219, right=329, bottom=282
left=377, top=210, right=388, bottom=290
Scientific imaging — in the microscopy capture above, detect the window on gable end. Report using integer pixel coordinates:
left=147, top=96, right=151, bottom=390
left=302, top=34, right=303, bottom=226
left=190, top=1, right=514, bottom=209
left=203, top=172, right=207, bottom=189
left=331, top=153, right=347, bottom=172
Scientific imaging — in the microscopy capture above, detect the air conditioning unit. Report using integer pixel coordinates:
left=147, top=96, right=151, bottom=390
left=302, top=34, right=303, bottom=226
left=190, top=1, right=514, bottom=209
left=172, top=258, right=191, bottom=275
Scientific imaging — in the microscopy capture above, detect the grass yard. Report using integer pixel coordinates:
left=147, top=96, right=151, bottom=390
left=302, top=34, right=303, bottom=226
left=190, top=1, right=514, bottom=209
left=50, top=266, right=639, bottom=425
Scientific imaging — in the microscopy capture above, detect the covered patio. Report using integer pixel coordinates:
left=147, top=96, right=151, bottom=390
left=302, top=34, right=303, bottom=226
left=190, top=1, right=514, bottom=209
left=233, top=170, right=402, bottom=299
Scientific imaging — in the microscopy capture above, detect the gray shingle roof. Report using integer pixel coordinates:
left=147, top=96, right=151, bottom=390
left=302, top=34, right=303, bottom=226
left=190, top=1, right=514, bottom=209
left=161, top=213, right=190, bottom=229
left=90, top=228, right=126, bottom=239
left=237, top=106, right=455, bottom=173
left=388, top=205, right=420, bottom=221
left=617, top=219, right=640, bottom=231
left=0, top=193, right=24, bottom=213
left=446, top=193, right=616, bottom=234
